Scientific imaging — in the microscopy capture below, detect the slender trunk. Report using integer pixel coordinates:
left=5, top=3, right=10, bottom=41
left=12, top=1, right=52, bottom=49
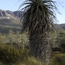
left=29, top=33, right=52, bottom=64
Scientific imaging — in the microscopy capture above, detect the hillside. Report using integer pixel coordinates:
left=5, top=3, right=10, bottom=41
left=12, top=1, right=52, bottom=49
left=59, top=24, right=65, bottom=30
left=55, top=24, right=65, bottom=30
left=54, top=24, right=63, bottom=30
left=0, top=9, right=65, bottom=34
left=0, top=9, right=22, bottom=33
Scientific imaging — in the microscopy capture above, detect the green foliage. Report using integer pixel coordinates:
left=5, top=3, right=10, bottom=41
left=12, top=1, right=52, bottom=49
left=0, top=30, right=29, bottom=49
left=0, top=62, right=3, bottom=65
left=48, top=32, right=58, bottom=48
left=0, top=44, right=29, bottom=64
left=56, top=30, right=65, bottom=52
left=0, top=33, right=6, bottom=43
left=19, top=57, right=43, bottom=65
left=0, top=44, right=20, bottom=64
left=0, top=44, right=43, bottom=65
left=49, top=53, right=65, bottom=65
left=48, top=30, right=65, bottom=52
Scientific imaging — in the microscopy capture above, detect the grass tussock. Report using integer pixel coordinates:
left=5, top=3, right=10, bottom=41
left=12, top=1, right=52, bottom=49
left=1, top=44, right=65, bottom=65
left=0, top=44, right=43, bottom=65
left=17, top=57, right=43, bottom=65
left=49, top=53, right=65, bottom=65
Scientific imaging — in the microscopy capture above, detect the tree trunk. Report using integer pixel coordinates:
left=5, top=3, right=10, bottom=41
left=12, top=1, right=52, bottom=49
left=29, top=33, right=52, bottom=64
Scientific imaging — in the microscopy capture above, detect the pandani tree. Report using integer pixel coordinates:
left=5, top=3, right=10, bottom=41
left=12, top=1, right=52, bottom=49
left=20, top=0, right=57, bottom=63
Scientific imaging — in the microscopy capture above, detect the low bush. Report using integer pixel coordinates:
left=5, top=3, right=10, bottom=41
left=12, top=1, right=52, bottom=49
left=0, top=44, right=20, bottom=64
left=18, top=57, right=43, bottom=65
left=0, top=44, right=43, bottom=65
left=0, top=44, right=29, bottom=64
left=49, top=53, right=65, bottom=65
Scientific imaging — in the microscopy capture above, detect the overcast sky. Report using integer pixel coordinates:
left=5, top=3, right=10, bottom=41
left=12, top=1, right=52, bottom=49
left=0, top=0, right=65, bottom=24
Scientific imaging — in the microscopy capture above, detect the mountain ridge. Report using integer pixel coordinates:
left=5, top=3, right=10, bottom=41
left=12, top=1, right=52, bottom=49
left=0, top=9, right=22, bottom=34
left=0, top=9, right=23, bottom=18
left=0, top=9, right=65, bottom=33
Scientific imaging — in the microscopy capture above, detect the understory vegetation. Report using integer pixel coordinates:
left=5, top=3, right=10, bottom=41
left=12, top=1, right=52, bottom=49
left=0, top=43, right=43, bottom=65
left=0, top=30, right=65, bottom=65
